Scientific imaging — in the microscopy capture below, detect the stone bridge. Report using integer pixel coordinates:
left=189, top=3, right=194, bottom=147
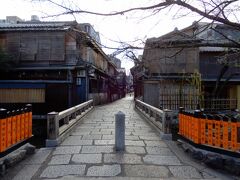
left=3, top=96, right=233, bottom=179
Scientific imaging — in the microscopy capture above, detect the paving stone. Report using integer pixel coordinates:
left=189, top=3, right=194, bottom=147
left=91, top=131, right=112, bottom=135
left=139, top=136, right=160, bottom=140
left=77, top=126, right=97, bottom=129
left=146, top=147, right=174, bottom=155
left=134, top=130, right=154, bottom=134
left=124, top=165, right=169, bottom=178
left=133, top=132, right=157, bottom=136
left=60, top=176, right=164, bottom=180
left=140, top=127, right=152, bottom=130
left=81, top=121, right=99, bottom=124
left=126, top=146, right=146, bottom=154
left=94, top=140, right=115, bottom=145
left=99, top=122, right=114, bottom=124
left=169, top=166, right=202, bottom=178
left=22, top=148, right=51, bottom=165
left=99, top=125, right=115, bottom=129
left=81, top=146, right=114, bottom=153
left=102, top=135, right=114, bottom=140
left=48, top=155, right=71, bottom=165
left=71, top=131, right=89, bottom=135
left=124, top=131, right=134, bottom=135
left=143, top=155, right=181, bottom=165
left=104, top=154, right=142, bottom=164
left=75, top=127, right=95, bottom=131
left=61, top=137, right=93, bottom=146
left=125, top=135, right=139, bottom=140
left=134, top=123, right=149, bottom=127
left=13, top=165, right=41, bottom=180
left=40, top=165, right=86, bottom=178
left=100, top=128, right=114, bottom=132
left=72, top=154, right=102, bottom=163
left=85, top=119, right=101, bottom=122
left=125, top=140, right=145, bottom=146
left=87, top=165, right=121, bottom=176
left=144, top=140, right=168, bottom=147
left=53, top=146, right=81, bottom=155
left=82, top=134, right=102, bottom=140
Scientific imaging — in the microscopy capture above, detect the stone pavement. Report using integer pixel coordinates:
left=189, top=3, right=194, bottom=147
left=5, top=96, right=235, bottom=179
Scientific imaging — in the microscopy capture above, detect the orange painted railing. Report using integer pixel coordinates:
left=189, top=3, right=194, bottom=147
left=179, top=110, right=240, bottom=153
left=0, top=105, right=32, bottom=153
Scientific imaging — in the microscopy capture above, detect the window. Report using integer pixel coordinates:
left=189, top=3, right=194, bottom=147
left=0, top=88, right=45, bottom=103
left=77, top=70, right=86, bottom=77
left=76, top=78, right=81, bottom=85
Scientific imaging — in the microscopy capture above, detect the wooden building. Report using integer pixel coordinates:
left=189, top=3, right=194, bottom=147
left=133, top=22, right=240, bottom=111
left=0, top=18, right=123, bottom=117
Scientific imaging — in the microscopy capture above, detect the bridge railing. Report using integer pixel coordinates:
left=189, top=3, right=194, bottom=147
left=179, top=110, right=240, bottom=153
left=46, top=100, right=93, bottom=147
left=0, top=104, right=32, bottom=157
left=135, top=99, right=172, bottom=134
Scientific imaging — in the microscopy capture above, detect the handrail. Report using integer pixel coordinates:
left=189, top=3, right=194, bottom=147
left=135, top=99, right=172, bottom=134
left=46, top=100, right=93, bottom=147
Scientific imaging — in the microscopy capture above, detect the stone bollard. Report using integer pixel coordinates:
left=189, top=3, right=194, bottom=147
left=115, top=111, right=125, bottom=151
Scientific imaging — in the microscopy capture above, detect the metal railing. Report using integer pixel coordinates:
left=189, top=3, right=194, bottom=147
left=46, top=100, right=93, bottom=147
left=135, top=99, right=172, bottom=134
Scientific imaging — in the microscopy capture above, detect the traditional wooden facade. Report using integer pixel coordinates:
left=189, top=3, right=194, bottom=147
left=133, top=22, right=240, bottom=111
left=0, top=19, right=124, bottom=117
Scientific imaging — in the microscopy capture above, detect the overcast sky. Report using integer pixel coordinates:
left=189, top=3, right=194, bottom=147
left=0, top=0, right=200, bottom=72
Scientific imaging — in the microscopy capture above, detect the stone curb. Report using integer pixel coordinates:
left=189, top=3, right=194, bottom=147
left=0, top=143, right=36, bottom=175
left=177, top=140, right=240, bottom=176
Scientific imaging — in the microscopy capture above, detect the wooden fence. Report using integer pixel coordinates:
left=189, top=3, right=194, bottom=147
left=0, top=105, right=32, bottom=153
left=179, top=110, right=240, bottom=153
left=46, top=100, right=93, bottom=147
left=135, top=99, right=172, bottom=134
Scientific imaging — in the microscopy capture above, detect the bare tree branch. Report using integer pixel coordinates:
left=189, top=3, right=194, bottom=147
left=43, top=0, right=240, bottom=29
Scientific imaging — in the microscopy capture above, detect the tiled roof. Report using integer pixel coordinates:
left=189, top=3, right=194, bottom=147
left=0, top=21, right=76, bottom=31
left=199, top=47, right=226, bottom=52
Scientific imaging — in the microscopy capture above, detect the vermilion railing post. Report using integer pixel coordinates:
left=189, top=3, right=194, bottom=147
left=193, top=110, right=201, bottom=144
left=23, top=107, right=28, bottom=139
left=237, top=120, right=240, bottom=151
left=20, top=108, right=25, bottom=141
left=26, top=104, right=32, bottom=138
left=178, top=107, right=184, bottom=135
left=189, top=112, right=194, bottom=141
left=0, top=109, right=7, bottom=153
left=16, top=110, right=21, bottom=143
left=214, top=115, right=221, bottom=147
left=11, top=110, right=17, bottom=145
left=200, top=113, right=206, bottom=144
left=211, top=115, right=216, bottom=146
left=207, top=114, right=213, bottom=146
left=6, top=111, right=12, bottom=148
left=230, top=117, right=237, bottom=151
left=184, top=112, right=189, bottom=138
left=222, top=115, right=229, bottom=149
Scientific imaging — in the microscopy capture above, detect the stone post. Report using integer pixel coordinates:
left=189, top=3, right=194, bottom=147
left=46, top=111, right=59, bottom=147
left=163, top=109, right=173, bottom=133
left=115, top=111, right=125, bottom=151
left=64, top=116, right=69, bottom=124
